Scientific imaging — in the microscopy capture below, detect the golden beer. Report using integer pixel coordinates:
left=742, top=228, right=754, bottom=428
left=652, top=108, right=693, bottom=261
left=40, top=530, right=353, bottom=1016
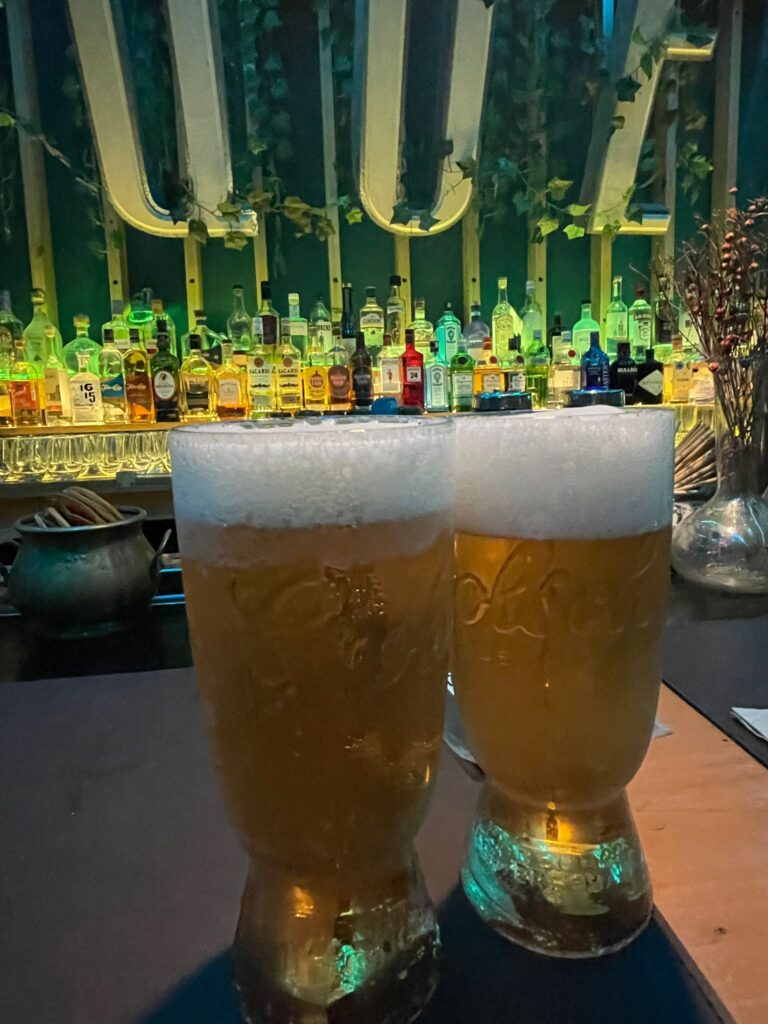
left=171, top=418, right=454, bottom=1023
left=453, top=408, right=675, bottom=957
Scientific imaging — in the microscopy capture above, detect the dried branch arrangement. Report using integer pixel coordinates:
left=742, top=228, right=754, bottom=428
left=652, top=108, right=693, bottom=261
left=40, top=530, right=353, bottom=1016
left=674, top=422, right=716, bottom=495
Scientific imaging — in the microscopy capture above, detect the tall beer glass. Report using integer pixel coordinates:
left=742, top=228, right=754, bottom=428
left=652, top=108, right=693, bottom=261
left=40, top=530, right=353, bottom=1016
left=170, top=417, right=454, bottom=1023
left=453, top=408, right=675, bottom=957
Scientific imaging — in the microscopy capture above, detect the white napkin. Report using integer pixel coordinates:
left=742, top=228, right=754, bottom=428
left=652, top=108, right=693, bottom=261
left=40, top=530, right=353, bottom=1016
left=653, top=720, right=672, bottom=739
left=731, top=707, right=768, bottom=743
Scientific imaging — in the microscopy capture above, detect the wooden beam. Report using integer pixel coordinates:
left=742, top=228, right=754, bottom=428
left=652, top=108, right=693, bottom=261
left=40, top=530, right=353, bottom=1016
left=394, top=235, right=412, bottom=325
left=528, top=240, right=547, bottom=334
left=5, top=0, right=58, bottom=322
left=101, top=193, right=129, bottom=303
left=711, top=0, right=743, bottom=230
left=590, top=233, right=612, bottom=330
left=183, top=236, right=204, bottom=327
left=461, top=205, right=481, bottom=320
left=651, top=64, right=678, bottom=302
left=316, top=0, right=343, bottom=314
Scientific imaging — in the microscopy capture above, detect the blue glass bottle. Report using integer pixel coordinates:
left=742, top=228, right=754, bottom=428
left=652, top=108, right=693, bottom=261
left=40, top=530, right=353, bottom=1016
left=581, top=330, right=610, bottom=390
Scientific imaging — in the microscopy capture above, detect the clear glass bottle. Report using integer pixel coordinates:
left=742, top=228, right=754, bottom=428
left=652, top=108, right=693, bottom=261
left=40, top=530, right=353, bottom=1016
left=127, top=288, right=155, bottom=343
left=286, top=292, right=309, bottom=359
left=604, top=275, right=628, bottom=357
left=635, top=348, right=664, bottom=405
left=376, top=333, right=403, bottom=402
left=302, top=328, right=330, bottom=412
left=609, top=341, right=638, bottom=404
left=450, top=339, right=475, bottom=412
left=628, top=286, right=652, bottom=362
left=215, top=341, right=249, bottom=419
left=548, top=334, right=581, bottom=408
left=63, top=315, right=101, bottom=376
left=152, top=331, right=182, bottom=423
left=25, top=288, right=63, bottom=365
left=572, top=299, right=600, bottom=355
left=581, top=330, right=610, bottom=390
left=351, top=331, right=374, bottom=409
left=385, top=275, right=407, bottom=352
left=340, top=282, right=356, bottom=356
left=124, top=328, right=155, bottom=422
left=407, top=298, right=434, bottom=357
left=247, top=317, right=276, bottom=417
left=151, top=298, right=177, bottom=358
left=69, top=349, right=104, bottom=425
left=309, top=295, right=333, bottom=354
left=425, top=340, right=449, bottom=412
left=547, top=312, right=563, bottom=360
left=435, top=300, right=462, bottom=364
left=274, top=329, right=303, bottom=414
left=473, top=337, right=503, bottom=395
left=43, top=325, right=73, bottom=425
left=520, top=281, right=543, bottom=355
left=463, top=302, right=490, bottom=362
left=227, top=285, right=253, bottom=358
left=359, top=286, right=384, bottom=359
left=0, top=289, right=23, bottom=346
left=401, top=328, right=425, bottom=410
left=98, top=328, right=128, bottom=423
left=491, top=277, right=521, bottom=361
left=102, top=298, right=131, bottom=355
left=181, top=334, right=214, bottom=421
left=525, top=329, right=550, bottom=408
left=10, top=337, right=44, bottom=426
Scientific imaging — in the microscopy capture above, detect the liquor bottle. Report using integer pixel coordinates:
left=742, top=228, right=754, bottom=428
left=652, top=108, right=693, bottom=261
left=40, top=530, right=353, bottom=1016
left=581, top=330, right=610, bottom=390
left=449, top=339, right=475, bottom=412
left=63, top=315, right=101, bottom=376
left=0, top=331, right=13, bottom=426
left=504, top=337, right=527, bottom=392
left=385, top=275, right=406, bottom=351
left=227, top=286, right=252, bottom=361
left=359, top=286, right=384, bottom=359
left=654, top=279, right=676, bottom=357
left=604, top=275, right=628, bottom=357
left=376, top=333, right=403, bottom=402
left=572, top=298, right=600, bottom=355
left=151, top=298, right=177, bottom=357
left=350, top=331, right=374, bottom=409
left=689, top=359, right=714, bottom=405
left=491, top=277, right=521, bottom=360
left=548, top=339, right=581, bottom=408
left=247, top=318, right=276, bottom=416
left=401, top=329, right=424, bottom=410
left=551, top=326, right=573, bottom=364
left=407, top=298, right=434, bottom=356
left=547, top=312, right=564, bottom=360
left=181, top=334, right=214, bottom=421
left=10, top=338, right=44, bottom=426
left=191, top=311, right=223, bottom=366
left=98, top=328, right=128, bottom=423
left=151, top=331, right=182, bottom=422
left=473, top=337, right=503, bottom=395
left=274, top=330, right=303, bottom=413
left=286, top=292, right=309, bottom=359
left=425, top=340, right=449, bottom=412
left=302, top=329, right=330, bottom=412
left=43, top=326, right=73, bottom=425
left=634, top=348, right=664, bottom=405
left=25, top=288, right=63, bottom=365
left=259, top=281, right=280, bottom=348
left=102, top=298, right=131, bottom=355
left=341, top=282, right=356, bottom=356
left=327, top=333, right=352, bottom=412
left=309, top=295, right=333, bottom=354
left=0, top=289, right=23, bottom=346
left=628, top=286, right=652, bottom=362
left=665, top=334, right=693, bottom=404
left=215, top=341, right=249, bottom=419
left=609, top=342, right=638, bottom=404
left=520, top=281, right=543, bottom=354
left=127, top=288, right=155, bottom=343
left=525, top=329, right=550, bottom=409
left=463, top=302, right=490, bottom=362
left=69, top=349, right=104, bottom=425
left=435, top=300, right=462, bottom=363
left=124, top=328, right=154, bottom=422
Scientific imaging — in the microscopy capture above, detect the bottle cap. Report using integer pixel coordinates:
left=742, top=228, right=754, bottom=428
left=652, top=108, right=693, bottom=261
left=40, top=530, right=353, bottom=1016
left=568, top=388, right=626, bottom=408
left=74, top=314, right=90, bottom=327
left=151, top=298, right=163, bottom=312
left=260, top=281, right=271, bottom=298
left=366, top=286, right=376, bottom=298
left=553, top=312, right=562, bottom=326
left=405, top=328, right=415, bottom=346
left=616, top=341, right=631, bottom=357
left=233, top=284, right=243, bottom=292
left=482, top=337, right=492, bottom=348
left=636, top=285, right=645, bottom=297
left=288, top=292, right=300, bottom=305
left=382, top=333, right=392, bottom=347
left=389, top=274, right=402, bottom=286
left=193, top=308, right=205, bottom=319
left=31, top=288, right=45, bottom=304
left=498, top=276, right=508, bottom=288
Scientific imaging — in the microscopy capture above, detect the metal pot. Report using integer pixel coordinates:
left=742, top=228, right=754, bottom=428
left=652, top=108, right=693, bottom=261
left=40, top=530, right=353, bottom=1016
left=3, top=506, right=170, bottom=638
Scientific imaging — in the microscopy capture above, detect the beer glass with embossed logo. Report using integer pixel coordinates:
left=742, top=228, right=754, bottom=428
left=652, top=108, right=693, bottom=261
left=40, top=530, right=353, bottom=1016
left=170, top=418, right=454, bottom=1023
left=453, top=408, right=675, bottom=957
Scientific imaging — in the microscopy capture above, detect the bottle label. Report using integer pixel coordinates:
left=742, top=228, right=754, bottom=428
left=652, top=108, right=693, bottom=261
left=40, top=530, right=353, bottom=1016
left=328, top=364, right=351, bottom=401
left=314, top=321, right=333, bottom=350
left=247, top=355, right=273, bottom=393
left=427, top=365, right=448, bottom=408
left=70, top=379, right=102, bottom=420
left=553, top=367, right=581, bottom=391
left=506, top=370, right=526, bottom=392
left=671, top=364, right=692, bottom=402
left=405, top=365, right=423, bottom=384
left=572, top=328, right=592, bottom=352
left=10, top=380, right=38, bottom=411
left=44, top=368, right=64, bottom=412
left=443, top=325, right=460, bottom=362
left=606, top=314, right=627, bottom=340
left=115, top=335, right=131, bottom=354
left=184, top=378, right=210, bottom=411
left=0, top=388, right=11, bottom=420
left=379, top=357, right=402, bottom=393
left=289, top=322, right=306, bottom=338
left=277, top=358, right=301, bottom=408
left=638, top=368, right=663, bottom=397
left=303, top=366, right=328, bottom=405
left=689, top=366, right=714, bottom=404
left=101, top=372, right=126, bottom=399
left=632, top=311, right=652, bottom=342
left=452, top=370, right=474, bottom=398
left=481, top=370, right=502, bottom=392
left=126, top=375, right=152, bottom=407
left=360, top=312, right=383, bottom=328
left=352, top=368, right=373, bottom=404
left=217, top=379, right=241, bottom=405
left=584, top=365, right=608, bottom=389
left=152, top=370, right=176, bottom=401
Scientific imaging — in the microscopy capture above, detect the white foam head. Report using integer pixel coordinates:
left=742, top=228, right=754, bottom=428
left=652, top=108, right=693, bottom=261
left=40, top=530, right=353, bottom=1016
left=455, top=408, right=675, bottom=539
left=170, top=417, right=455, bottom=530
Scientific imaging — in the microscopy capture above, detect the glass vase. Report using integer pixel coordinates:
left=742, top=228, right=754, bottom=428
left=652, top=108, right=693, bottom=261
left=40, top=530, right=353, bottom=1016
left=672, top=375, right=768, bottom=594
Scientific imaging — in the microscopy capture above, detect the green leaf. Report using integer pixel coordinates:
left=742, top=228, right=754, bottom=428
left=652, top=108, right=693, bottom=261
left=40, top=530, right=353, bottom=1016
left=247, top=132, right=267, bottom=156
left=390, top=202, right=413, bottom=226
left=188, top=218, right=209, bottom=245
left=419, top=211, right=439, bottom=231
left=282, top=195, right=313, bottom=233
left=564, top=223, right=586, bottom=239
left=566, top=203, right=591, bottom=216
left=547, top=177, right=573, bottom=200
left=217, top=198, right=242, bottom=222
left=512, top=191, right=529, bottom=216
left=537, top=215, right=560, bottom=237
left=686, top=32, right=713, bottom=48
left=616, top=75, right=641, bottom=103
left=224, top=230, right=249, bottom=251
left=345, top=205, right=363, bottom=225
left=247, top=189, right=274, bottom=213
left=632, top=26, right=647, bottom=46
left=457, top=156, right=477, bottom=180
left=640, top=52, right=654, bottom=80
left=0, top=112, right=15, bottom=127
left=602, top=220, right=622, bottom=239
left=314, top=216, right=336, bottom=241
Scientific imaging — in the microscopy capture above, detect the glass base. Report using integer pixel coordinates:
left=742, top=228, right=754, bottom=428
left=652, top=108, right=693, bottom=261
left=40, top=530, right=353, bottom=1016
left=233, top=851, right=439, bottom=1024
left=462, top=791, right=652, bottom=958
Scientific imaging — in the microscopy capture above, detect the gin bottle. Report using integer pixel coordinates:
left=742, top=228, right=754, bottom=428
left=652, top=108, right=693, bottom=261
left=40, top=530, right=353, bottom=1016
left=628, top=286, right=652, bottom=362
left=435, top=301, right=462, bottom=363
left=63, top=315, right=101, bottom=376
left=102, top=299, right=131, bottom=354
left=572, top=299, right=600, bottom=355
left=581, top=330, right=610, bottom=390
left=227, top=286, right=253, bottom=359
left=604, top=275, right=628, bottom=357
left=462, top=302, right=490, bottom=362
left=407, top=298, right=434, bottom=356
left=491, top=276, right=520, bottom=360
left=425, top=340, right=449, bottom=412
left=359, top=286, right=384, bottom=359
left=520, top=281, right=543, bottom=355
left=25, top=289, right=62, bottom=365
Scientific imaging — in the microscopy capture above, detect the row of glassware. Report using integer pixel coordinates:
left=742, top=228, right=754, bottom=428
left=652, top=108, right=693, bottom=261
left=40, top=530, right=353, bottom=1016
left=0, top=430, right=171, bottom=484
